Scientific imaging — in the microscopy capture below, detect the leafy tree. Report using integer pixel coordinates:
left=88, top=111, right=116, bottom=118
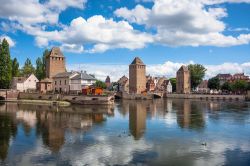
left=94, top=80, right=107, bottom=89
left=35, top=57, right=44, bottom=80
left=247, top=82, right=250, bottom=91
left=0, top=39, right=12, bottom=89
left=188, top=64, right=207, bottom=89
left=208, top=77, right=220, bottom=90
left=231, top=80, right=248, bottom=93
left=169, top=78, right=176, bottom=92
left=42, top=49, right=50, bottom=77
left=21, top=58, right=35, bottom=76
left=221, top=82, right=232, bottom=92
left=12, top=58, right=19, bottom=77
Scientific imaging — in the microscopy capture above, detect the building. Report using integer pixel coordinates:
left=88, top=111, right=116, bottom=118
left=105, top=76, right=111, bottom=88
left=53, top=72, right=78, bottom=93
left=46, top=47, right=66, bottom=78
left=196, top=80, right=209, bottom=93
left=129, top=57, right=146, bottom=94
left=146, top=77, right=155, bottom=92
left=70, top=71, right=96, bottom=94
left=117, top=75, right=129, bottom=93
left=216, top=74, right=232, bottom=86
left=11, top=74, right=39, bottom=92
left=37, top=78, right=53, bottom=94
left=162, top=80, right=172, bottom=93
left=176, top=65, right=191, bottom=94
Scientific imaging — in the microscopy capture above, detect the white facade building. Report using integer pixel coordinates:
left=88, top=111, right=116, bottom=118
left=11, top=74, right=39, bottom=92
left=70, top=71, right=96, bottom=93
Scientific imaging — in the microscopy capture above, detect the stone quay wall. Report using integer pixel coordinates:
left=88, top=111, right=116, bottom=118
left=165, top=93, right=245, bottom=101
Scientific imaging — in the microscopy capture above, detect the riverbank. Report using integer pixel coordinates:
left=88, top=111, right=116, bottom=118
left=165, top=93, right=246, bottom=101
left=1, top=99, right=71, bottom=106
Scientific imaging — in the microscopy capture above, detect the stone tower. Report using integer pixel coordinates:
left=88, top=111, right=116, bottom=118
left=46, top=47, right=66, bottom=78
left=129, top=57, right=146, bottom=94
left=176, top=65, right=191, bottom=94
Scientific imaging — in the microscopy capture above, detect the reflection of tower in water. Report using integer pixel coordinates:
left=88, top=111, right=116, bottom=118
left=176, top=99, right=205, bottom=130
left=129, top=102, right=147, bottom=140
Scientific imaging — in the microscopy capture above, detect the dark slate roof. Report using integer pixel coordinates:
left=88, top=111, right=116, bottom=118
left=40, top=78, right=53, bottom=83
left=53, top=72, right=76, bottom=78
left=71, top=71, right=96, bottom=80
left=131, top=57, right=144, bottom=65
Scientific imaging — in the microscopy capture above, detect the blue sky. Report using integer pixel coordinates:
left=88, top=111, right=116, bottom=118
left=0, top=0, right=250, bottom=80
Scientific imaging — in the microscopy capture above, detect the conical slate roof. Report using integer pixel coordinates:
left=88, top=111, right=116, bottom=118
left=131, top=57, right=145, bottom=65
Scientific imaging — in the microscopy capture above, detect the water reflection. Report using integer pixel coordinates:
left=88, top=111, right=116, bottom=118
left=0, top=99, right=249, bottom=165
left=129, top=101, right=147, bottom=140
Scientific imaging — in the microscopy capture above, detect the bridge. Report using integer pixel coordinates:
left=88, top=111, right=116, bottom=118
left=0, top=89, right=19, bottom=100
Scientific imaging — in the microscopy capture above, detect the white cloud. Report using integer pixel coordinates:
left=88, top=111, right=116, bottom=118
left=0, top=35, right=16, bottom=47
left=60, top=44, right=84, bottom=53
left=30, top=16, right=153, bottom=53
left=115, top=0, right=250, bottom=47
left=68, top=61, right=250, bottom=81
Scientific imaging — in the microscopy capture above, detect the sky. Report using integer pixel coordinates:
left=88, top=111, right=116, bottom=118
left=0, top=0, right=250, bottom=81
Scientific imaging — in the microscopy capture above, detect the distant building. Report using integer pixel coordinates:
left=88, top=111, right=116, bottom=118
left=196, top=80, right=209, bottom=93
left=162, top=80, right=172, bottom=93
left=53, top=71, right=78, bottom=93
left=37, top=78, right=53, bottom=94
left=232, top=73, right=249, bottom=81
left=70, top=71, right=96, bottom=93
left=11, top=74, right=39, bottom=92
left=105, top=76, right=111, bottom=88
left=216, top=74, right=232, bottom=86
left=176, top=65, right=191, bottom=94
left=46, top=47, right=66, bottom=78
left=146, top=77, right=155, bottom=92
left=117, top=75, right=129, bottom=93
left=129, top=57, right=146, bottom=94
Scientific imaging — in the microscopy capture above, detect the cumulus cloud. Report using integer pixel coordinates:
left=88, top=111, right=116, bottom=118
left=30, top=16, right=153, bottom=53
left=0, top=35, right=16, bottom=47
left=68, top=61, right=250, bottom=81
left=115, top=0, right=250, bottom=47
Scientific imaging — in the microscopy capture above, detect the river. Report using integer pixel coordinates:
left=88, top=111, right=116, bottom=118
left=0, top=99, right=250, bottom=166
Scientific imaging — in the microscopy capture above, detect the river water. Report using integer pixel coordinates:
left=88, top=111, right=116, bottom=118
left=0, top=99, right=250, bottom=166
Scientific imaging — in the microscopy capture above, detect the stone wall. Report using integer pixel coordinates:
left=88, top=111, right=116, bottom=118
left=18, top=92, right=60, bottom=100
left=166, top=93, right=245, bottom=101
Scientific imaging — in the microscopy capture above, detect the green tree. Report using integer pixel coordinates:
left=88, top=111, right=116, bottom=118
left=42, top=49, right=50, bottom=78
left=208, top=77, right=220, bottom=90
left=94, top=80, right=107, bottom=89
left=247, top=82, right=250, bottom=90
left=35, top=57, right=44, bottom=80
left=21, top=58, right=35, bottom=76
left=169, top=78, right=176, bottom=92
left=0, top=39, right=12, bottom=89
left=221, top=82, right=232, bottom=92
left=188, top=64, right=207, bottom=89
left=12, top=58, right=19, bottom=77
left=231, top=80, right=248, bottom=93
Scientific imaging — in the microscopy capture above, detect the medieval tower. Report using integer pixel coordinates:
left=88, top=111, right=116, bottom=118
left=129, top=57, right=146, bottom=94
left=176, top=65, right=191, bottom=94
left=46, top=47, right=66, bottom=78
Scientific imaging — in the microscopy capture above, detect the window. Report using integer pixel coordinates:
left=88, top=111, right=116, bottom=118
left=65, top=80, right=67, bottom=85
left=55, top=81, right=57, bottom=85
left=60, top=80, right=61, bottom=85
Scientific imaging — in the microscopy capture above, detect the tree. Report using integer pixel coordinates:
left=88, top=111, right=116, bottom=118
left=94, top=80, right=107, bottom=89
left=221, top=82, right=232, bottom=92
left=208, top=77, right=220, bottom=90
left=21, top=58, right=35, bottom=76
left=35, top=57, right=44, bottom=80
left=0, top=39, right=12, bottom=89
left=231, top=80, right=248, bottom=93
left=188, top=64, right=207, bottom=89
left=12, top=58, right=19, bottom=77
left=169, top=78, right=176, bottom=92
left=42, top=49, right=50, bottom=78
left=248, top=82, right=250, bottom=91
